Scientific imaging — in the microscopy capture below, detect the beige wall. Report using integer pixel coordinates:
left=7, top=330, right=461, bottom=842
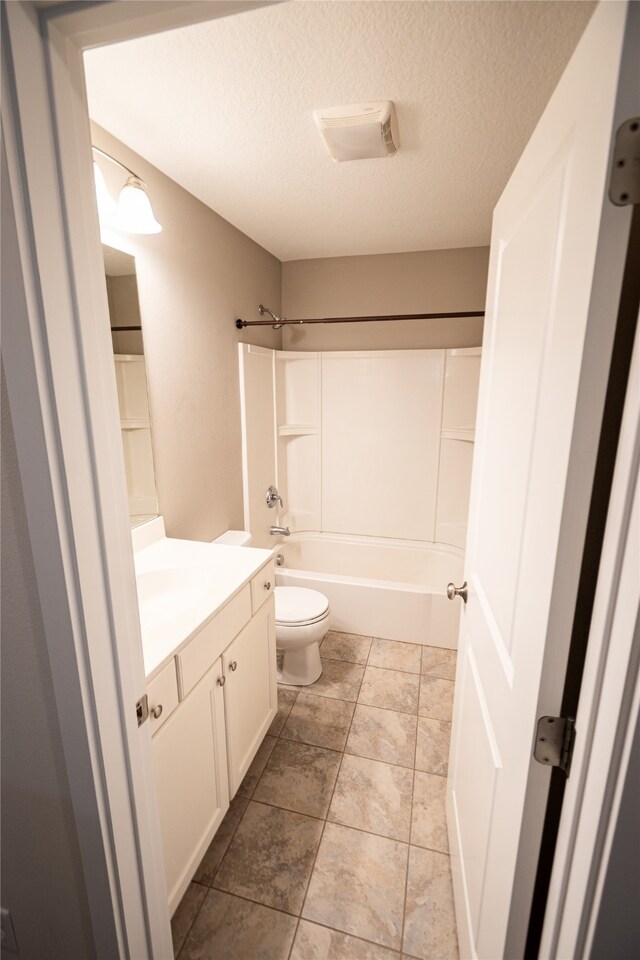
left=281, top=247, right=489, bottom=351
left=107, top=273, right=141, bottom=327
left=93, top=125, right=282, bottom=540
left=107, top=274, right=144, bottom=353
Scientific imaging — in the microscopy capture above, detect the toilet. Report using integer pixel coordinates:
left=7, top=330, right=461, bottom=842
left=213, top=531, right=330, bottom=686
left=274, top=585, right=329, bottom=686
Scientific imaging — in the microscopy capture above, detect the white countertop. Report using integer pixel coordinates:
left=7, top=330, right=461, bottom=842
left=133, top=519, right=272, bottom=679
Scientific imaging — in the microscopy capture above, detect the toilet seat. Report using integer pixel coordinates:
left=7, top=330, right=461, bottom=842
left=274, top=586, right=330, bottom=686
left=275, top=586, right=329, bottom=626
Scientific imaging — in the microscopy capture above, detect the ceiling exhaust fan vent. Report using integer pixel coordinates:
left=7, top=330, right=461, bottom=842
left=314, top=101, right=399, bottom=162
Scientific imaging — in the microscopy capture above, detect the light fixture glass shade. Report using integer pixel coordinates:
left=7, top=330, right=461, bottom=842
left=112, top=177, right=162, bottom=234
left=93, top=161, right=117, bottom=223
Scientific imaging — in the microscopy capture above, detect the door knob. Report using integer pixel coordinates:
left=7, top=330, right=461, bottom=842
left=229, top=660, right=238, bottom=672
left=447, top=581, right=468, bottom=603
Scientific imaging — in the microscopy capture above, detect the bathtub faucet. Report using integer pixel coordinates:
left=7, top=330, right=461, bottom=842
left=269, top=525, right=290, bottom=537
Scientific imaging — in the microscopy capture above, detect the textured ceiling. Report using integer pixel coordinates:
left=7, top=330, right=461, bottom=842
left=84, top=1, right=595, bottom=261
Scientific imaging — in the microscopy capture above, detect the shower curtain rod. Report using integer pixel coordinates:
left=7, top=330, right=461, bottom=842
left=235, top=307, right=485, bottom=330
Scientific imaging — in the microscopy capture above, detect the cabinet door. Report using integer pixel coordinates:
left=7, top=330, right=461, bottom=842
left=152, top=659, right=229, bottom=915
left=223, top=597, right=277, bottom=796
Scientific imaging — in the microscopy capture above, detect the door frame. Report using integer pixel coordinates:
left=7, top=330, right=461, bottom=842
left=541, top=278, right=640, bottom=958
left=1, top=0, right=636, bottom=956
left=2, top=2, right=276, bottom=957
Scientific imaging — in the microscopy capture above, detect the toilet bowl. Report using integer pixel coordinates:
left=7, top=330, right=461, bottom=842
left=274, top=586, right=330, bottom=686
left=212, top=531, right=330, bottom=686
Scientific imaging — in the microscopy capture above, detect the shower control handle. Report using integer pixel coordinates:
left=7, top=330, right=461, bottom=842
left=266, top=485, right=283, bottom=509
left=447, top=581, right=468, bottom=604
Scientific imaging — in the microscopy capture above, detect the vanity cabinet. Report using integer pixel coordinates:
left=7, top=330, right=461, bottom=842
left=152, top=660, right=229, bottom=914
left=147, top=658, right=179, bottom=736
left=223, top=599, right=276, bottom=795
left=147, top=558, right=276, bottom=915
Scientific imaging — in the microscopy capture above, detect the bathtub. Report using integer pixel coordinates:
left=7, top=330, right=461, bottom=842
left=275, top=533, right=463, bottom=648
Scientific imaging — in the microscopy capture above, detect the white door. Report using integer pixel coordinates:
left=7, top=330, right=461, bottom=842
left=446, top=3, right=633, bottom=958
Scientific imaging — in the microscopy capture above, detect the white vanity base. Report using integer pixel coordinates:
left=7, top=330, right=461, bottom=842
left=133, top=518, right=277, bottom=915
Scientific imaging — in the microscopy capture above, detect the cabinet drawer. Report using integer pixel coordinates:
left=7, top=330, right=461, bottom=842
left=250, top=560, right=275, bottom=614
left=147, top=659, right=179, bottom=736
left=178, top=585, right=251, bottom=698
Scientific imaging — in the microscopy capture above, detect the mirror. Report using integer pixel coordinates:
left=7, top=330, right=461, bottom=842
left=103, top=244, right=159, bottom=528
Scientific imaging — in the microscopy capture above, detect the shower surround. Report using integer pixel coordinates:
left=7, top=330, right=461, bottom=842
left=239, top=345, right=480, bottom=648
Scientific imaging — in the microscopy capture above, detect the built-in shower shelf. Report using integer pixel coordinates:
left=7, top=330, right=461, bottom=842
left=121, top=418, right=151, bottom=430
left=441, top=428, right=475, bottom=442
left=278, top=424, right=319, bottom=437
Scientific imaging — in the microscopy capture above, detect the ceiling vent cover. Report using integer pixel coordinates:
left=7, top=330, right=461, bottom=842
left=314, top=101, right=398, bottom=162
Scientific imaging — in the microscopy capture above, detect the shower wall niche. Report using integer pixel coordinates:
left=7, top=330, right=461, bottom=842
left=239, top=344, right=481, bottom=549
left=275, top=352, right=321, bottom=533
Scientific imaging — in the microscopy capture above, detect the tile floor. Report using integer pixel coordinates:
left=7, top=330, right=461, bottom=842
left=171, top=632, right=458, bottom=960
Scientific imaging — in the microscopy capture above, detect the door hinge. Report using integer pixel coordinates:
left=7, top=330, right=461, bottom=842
left=609, top=117, right=640, bottom=206
left=533, top=715, right=576, bottom=776
left=136, top=694, right=149, bottom=727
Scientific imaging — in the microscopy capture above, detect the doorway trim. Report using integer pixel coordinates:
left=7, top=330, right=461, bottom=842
left=540, top=299, right=640, bottom=957
left=2, top=0, right=637, bottom=956
left=2, top=2, right=276, bottom=957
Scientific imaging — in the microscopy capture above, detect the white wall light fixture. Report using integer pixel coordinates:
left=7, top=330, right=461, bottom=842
left=314, top=101, right=399, bottom=161
left=92, top=146, right=162, bottom=234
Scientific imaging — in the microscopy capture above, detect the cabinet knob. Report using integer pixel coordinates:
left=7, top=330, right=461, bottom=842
left=264, top=581, right=272, bottom=591
left=151, top=704, right=163, bottom=719
left=217, top=675, right=226, bottom=687
left=229, top=660, right=238, bottom=672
